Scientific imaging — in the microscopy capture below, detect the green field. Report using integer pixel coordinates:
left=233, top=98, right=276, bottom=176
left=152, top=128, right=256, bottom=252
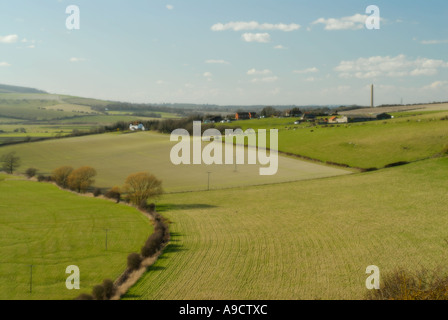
left=225, top=110, right=448, bottom=169
left=0, top=132, right=351, bottom=192
left=123, top=157, right=448, bottom=300
left=0, top=174, right=152, bottom=300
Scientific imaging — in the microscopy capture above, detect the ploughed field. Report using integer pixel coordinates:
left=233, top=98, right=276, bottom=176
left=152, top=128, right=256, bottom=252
left=124, top=157, right=448, bottom=299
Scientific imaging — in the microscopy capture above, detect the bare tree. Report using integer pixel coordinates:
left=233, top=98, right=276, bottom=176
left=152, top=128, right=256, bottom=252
left=1, top=152, right=21, bottom=174
left=67, top=166, right=97, bottom=193
left=123, top=172, right=164, bottom=207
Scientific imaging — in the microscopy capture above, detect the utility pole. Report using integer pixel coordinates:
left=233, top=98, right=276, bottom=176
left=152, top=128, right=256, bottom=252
left=105, top=229, right=110, bottom=251
left=371, top=84, right=374, bottom=108
left=207, top=172, right=212, bottom=191
left=29, top=265, right=33, bottom=294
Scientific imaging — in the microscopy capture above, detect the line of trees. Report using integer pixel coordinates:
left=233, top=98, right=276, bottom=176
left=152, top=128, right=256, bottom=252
left=51, top=166, right=97, bottom=193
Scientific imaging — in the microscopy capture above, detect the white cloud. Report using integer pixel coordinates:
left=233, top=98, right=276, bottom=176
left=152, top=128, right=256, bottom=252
left=423, top=81, right=448, bottom=90
left=293, top=67, right=319, bottom=74
left=0, top=62, right=11, bottom=67
left=251, top=76, right=279, bottom=83
left=312, top=14, right=368, bottom=30
left=203, top=72, right=213, bottom=78
left=211, top=21, right=300, bottom=32
left=0, top=34, right=19, bottom=43
left=247, top=69, right=272, bottom=75
left=166, top=5, right=174, bottom=10
left=241, top=33, right=271, bottom=43
left=334, top=54, right=448, bottom=79
left=274, top=45, right=286, bottom=50
left=421, top=39, right=448, bottom=45
left=70, top=57, right=86, bottom=63
left=205, top=59, right=230, bottom=65
left=156, top=80, right=168, bottom=85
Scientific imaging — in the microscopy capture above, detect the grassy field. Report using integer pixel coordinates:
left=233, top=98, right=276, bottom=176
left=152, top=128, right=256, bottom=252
left=0, top=132, right=351, bottom=192
left=224, top=110, right=448, bottom=169
left=0, top=174, right=152, bottom=300
left=123, top=157, right=448, bottom=300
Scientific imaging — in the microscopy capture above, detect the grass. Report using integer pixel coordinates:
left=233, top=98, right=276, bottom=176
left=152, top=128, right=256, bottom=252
left=0, top=176, right=152, bottom=300
left=0, top=131, right=351, bottom=192
left=224, top=111, right=448, bottom=169
left=123, top=157, right=448, bottom=300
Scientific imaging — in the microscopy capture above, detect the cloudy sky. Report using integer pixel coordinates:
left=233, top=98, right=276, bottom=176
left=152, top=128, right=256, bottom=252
left=1, top=0, right=447, bottom=106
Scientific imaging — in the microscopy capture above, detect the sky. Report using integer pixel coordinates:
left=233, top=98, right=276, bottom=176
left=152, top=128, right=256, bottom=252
left=0, top=0, right=447, bottom=106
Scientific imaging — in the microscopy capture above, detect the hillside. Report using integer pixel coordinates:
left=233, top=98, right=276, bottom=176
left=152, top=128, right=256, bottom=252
left=0, top=174, right=152, bottom=300
left=0, top=84, right=47, bottom=94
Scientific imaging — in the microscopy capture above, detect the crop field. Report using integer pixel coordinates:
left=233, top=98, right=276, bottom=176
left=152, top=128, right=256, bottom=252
left=0, top=174, right=152, bottom=300
left=123, top=157, right=448, bottom=300
left=0, top=132, right=351, bottom=192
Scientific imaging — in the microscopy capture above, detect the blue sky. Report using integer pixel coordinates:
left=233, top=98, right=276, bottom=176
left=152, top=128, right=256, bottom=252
left=0, top=0, right=447, bottom=106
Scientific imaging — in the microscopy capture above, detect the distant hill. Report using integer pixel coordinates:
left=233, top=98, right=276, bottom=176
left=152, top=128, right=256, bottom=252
left=0, top=84, right=47, bottom=94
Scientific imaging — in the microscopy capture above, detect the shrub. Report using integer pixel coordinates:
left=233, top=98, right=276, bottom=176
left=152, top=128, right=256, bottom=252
left=102, top=279, right=116, bottom=300
left=93, top=188, right=102, bottom=197
left=366, top=267, right=448, bottom=300
left=51, top=166, right=74, bottom=188
left=37, top=174, right=46, bottom=182
left=67, top=166, right=97, bottom=193
left=92, top=284, right=105, bottom=300
left=74, top=293, right=94, bottom=300
left=105, top=186, right=121, bottom=203
left=127, top=253, right=142, bottom=271
left=25, top=168, right=37, bottom=178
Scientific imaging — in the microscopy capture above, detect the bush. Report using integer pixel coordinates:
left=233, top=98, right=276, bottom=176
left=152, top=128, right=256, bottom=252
left=51, top=166, right=74, bottom=188
left=93, top=188, right=102, bottom=197
left=105, top=186, right=121, bottom=203
left=25, top=168, right=37, bottom=178
left=92, top=284, right=105, bottom=300
left=366, top=267, right=448, bottom=300
left=127, top=253, right=142, bottom=271
left=74, top=293, right=94, bottom=300
left=67, top=166, right=97, bottom=193
left=102, top=279, right=116, bottom=300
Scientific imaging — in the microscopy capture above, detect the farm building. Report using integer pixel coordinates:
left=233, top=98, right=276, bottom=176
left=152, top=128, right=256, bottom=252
left=348, top=115, right=375, bottom=123
left=329, top=116, right=348, bottom=124
left=374, top=113, right=393, bottom=120
left=301, top=113, right=317, bottom=121
left=235, top=112, right=256, bottom=120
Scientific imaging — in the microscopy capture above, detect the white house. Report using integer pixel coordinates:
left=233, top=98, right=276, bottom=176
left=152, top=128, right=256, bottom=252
left=129, top=123, right=146, bottom=131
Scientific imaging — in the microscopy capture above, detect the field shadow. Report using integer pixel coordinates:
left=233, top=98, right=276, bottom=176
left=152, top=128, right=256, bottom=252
left=164, top=244, right=186, bottom=254
left=156, top=203, right=218, bottom=212
left=147, top=265, right=166, bottom=272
